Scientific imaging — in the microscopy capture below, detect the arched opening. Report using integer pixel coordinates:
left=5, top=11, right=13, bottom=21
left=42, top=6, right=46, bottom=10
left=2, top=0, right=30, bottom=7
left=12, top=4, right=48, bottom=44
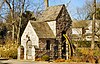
left=20, top=46, right=24, bottom=59
left=61, top=31, right=66, bottom=59
left=26, top=36, right=32, bottom=60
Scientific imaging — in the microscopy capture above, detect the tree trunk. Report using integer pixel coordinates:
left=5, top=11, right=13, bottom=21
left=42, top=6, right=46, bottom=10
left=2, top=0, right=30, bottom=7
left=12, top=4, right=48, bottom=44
left=91, top=0, right=96, bottom=49
left=5, top=0, right=15, bottom=40
left=17, top=0, right=25, bottom=44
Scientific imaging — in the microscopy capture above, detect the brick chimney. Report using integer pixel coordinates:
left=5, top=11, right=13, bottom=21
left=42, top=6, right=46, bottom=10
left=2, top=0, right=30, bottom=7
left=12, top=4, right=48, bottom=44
left=44, top=0, right=49, bottom=9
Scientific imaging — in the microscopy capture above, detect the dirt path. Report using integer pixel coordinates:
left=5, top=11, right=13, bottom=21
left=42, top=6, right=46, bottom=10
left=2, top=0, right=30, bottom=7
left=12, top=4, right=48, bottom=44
left=0, top=59, right=92, bottom=64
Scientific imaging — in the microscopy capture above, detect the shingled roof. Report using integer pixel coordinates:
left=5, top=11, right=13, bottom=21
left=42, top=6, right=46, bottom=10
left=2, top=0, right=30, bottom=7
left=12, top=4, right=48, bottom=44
left=37, top=5, right=64, bottom=22
left=72, top=20, right=91, bottom=28
left=30, top=21, right=55, bottom=38
left=29, top=4, right=70, bottom=38
left=72, top=20, right=100, bottom=28
left=72, top=20, right=100, bottom=36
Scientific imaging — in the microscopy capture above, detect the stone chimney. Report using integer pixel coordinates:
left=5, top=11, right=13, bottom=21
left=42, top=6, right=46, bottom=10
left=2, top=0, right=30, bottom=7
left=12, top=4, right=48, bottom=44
left=44, top=0, right=49, bottom=9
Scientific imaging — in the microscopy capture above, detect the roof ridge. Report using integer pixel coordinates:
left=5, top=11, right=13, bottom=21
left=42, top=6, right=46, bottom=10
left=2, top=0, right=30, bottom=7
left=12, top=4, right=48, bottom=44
left=46, top=4, right=64, bottom=8
left=36, top=4, right=64, bottom=22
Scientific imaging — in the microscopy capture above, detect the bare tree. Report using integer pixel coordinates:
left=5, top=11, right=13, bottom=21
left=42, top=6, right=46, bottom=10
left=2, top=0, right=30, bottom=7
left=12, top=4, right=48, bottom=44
left=17, top=0, right=25, bottom=44
left=0, top=0, right=45, bottom=44
left=75, top=0, right=100, bottom=20
left=4, top=0, right=15, bottom=40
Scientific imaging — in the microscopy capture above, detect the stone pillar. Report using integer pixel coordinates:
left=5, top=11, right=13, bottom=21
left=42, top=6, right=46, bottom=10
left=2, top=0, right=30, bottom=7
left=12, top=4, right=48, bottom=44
left=66, top=43, right=69, bottom=59
left=24, top=47, right=26, bottom=60
left=17, top=46, right=20, bottom=60
left=32, top=46, right=35, bottom=61
left=18, top=46, right=24, bottom=60
left=56, top=33, right=62, bottom=59
left=58, top=43, right=62, bottom=59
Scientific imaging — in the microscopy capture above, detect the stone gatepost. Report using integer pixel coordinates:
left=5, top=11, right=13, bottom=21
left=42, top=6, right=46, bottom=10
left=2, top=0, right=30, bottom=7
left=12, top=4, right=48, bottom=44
left=17, top=45, right=24, bottom=60
left=18, top=46, right=21, bottom=60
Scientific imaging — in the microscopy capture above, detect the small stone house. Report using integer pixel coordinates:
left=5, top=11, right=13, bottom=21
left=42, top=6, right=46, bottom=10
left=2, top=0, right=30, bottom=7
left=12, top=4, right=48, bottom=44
left=18, top=4, right=72, bottom=61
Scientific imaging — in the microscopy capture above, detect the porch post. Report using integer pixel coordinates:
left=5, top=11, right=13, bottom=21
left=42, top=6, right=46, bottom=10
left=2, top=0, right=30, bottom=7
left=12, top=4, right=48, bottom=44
left=66, top=43, right=69, bottom=59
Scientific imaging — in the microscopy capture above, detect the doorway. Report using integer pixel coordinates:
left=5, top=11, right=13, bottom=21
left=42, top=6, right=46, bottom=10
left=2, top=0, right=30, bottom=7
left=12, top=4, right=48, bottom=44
left=61, top=31, right=66, bottom=59
left=26, top=40, right=32, bottom=60
left=20, top=46, right=24, bottom=59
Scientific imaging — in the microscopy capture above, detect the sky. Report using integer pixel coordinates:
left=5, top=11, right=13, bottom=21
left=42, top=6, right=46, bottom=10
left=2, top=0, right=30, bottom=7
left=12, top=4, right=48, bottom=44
left=49, top=0, right=85, bottom=7
left=28, top=0, right=86, bottom=19
left=1, top=0, right=99, bottom=20
left=49, top=0, right=85, bottom=19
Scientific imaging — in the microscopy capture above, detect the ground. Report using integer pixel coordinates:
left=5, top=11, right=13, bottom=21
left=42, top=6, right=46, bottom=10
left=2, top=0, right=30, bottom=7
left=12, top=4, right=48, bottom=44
left=0, top=59, right=92, bottom=64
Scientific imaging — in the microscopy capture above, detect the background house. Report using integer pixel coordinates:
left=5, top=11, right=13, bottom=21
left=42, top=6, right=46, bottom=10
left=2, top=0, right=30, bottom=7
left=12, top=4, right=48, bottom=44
left=18, top=4, right=72, bottom=61
left=72, top=20, right=100, bottom=41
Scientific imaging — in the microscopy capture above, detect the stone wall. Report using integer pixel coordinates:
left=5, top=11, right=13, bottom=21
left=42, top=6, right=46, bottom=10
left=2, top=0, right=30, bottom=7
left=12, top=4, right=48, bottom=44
left=35, top=38, right=55, bottom=59
left=56, top=5, right=72, bottom=59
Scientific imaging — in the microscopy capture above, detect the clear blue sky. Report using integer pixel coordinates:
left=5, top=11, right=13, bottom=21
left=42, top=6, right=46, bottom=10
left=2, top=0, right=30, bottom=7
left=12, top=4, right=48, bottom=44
left=49, top=0, right=85, bottom=7
left=48, top=0, right=86, bottom=19
left=29, top=0, right=85, bottom=19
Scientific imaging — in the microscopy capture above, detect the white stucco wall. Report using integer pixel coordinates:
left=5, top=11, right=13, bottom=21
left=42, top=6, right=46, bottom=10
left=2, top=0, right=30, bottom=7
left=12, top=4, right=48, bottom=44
left=86, top=21, right=99, bottom=34
left=72, top=21, right=100, bottom=41
left=85, top=21, right=99, bottom=41
left=72, top=28, right=82, bottom=35
left=47, top=21, right=56, bottom=36
left=21, top=21, right=39, bottom=60
left=86, top=21, right=92, bottom=34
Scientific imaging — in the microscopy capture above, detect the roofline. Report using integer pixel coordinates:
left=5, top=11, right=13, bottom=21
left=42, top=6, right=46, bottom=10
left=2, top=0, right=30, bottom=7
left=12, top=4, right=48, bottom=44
left=72, top=27, right=84, bottom=28
left=47, top=4, right=65, bottom=8
left=29, top=20, right=56, bottom=23
left=72, top=20, right=100, bottom=22
left=56, top=5, right=65, bottom=20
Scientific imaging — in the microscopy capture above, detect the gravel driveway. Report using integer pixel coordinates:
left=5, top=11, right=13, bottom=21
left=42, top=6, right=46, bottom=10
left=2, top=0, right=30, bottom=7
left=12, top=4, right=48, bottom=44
left=0, top=59, right=92, bottom=64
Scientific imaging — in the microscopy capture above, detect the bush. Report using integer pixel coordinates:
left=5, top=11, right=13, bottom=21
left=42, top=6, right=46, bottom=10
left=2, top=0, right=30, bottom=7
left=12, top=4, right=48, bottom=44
left=71, top=56, right=82, bottom=62
left=55, top=58, right=65, bottom=62
left=65, top=59, right=72, bottom=62
left=77, top=41, right=91, bottom=47
left=94, top=49, right=100, bottom=57
left=42, top=55, right=50, bottom=61
left=35, top=58, right=42, bottom=61
left=0, top=41, right=18, bottom=59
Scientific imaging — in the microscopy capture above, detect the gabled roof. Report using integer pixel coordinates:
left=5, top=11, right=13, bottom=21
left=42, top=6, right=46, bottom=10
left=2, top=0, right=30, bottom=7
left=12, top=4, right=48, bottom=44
left=72, top=20, right=91, bottom=28
left=37, top=5, right=64, bottom=22
left=72, top=20, right=100, bottom=28
left=29, top=5, right=67, bottom=38
left=30, top=21, right=55, bottom=38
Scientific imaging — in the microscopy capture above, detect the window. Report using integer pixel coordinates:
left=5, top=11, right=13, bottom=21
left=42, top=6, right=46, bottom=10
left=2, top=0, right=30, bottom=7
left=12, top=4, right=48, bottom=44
left=46, top=40, right=50, bottom=50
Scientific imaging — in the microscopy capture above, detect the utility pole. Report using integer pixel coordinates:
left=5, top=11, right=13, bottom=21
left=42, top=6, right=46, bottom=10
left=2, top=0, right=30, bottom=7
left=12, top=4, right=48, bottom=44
left=91, top=0, right=96, bottom=49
